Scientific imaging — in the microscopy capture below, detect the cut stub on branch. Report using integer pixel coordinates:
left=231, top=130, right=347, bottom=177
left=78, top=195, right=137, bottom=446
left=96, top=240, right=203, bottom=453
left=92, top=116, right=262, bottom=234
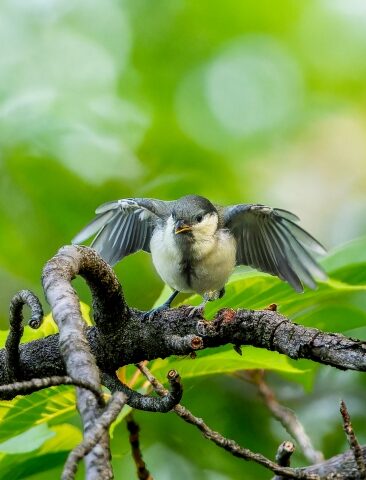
left=273, top=441, right=295, bottom=480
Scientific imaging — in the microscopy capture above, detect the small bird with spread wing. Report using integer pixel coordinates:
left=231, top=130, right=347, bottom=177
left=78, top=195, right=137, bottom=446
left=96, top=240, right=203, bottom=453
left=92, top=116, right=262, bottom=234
left=72, top=195, right=327, bottom=318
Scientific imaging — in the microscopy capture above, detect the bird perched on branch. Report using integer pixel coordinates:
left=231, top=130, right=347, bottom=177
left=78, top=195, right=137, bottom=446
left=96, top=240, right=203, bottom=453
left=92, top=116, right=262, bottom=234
left=72, top=195, right=326, bottom=319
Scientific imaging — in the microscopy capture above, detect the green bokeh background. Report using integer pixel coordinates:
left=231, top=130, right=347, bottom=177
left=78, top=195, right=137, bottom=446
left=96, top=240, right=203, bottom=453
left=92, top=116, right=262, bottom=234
left=0, top=1, right=366, bottom=478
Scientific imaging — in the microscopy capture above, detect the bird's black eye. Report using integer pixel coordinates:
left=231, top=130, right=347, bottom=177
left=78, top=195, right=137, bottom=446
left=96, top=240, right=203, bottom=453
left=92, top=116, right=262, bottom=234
left=196, top=214, right=203, bottom=222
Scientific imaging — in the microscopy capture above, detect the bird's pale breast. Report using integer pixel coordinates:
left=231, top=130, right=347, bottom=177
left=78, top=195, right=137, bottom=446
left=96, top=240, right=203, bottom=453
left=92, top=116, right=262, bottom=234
left=150, top=223, right=236, bottom=294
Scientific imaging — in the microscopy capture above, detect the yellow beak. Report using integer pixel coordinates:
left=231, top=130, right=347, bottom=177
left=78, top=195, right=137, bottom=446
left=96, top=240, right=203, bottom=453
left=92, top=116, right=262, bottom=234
left=175, top=224, right=192, bottom=234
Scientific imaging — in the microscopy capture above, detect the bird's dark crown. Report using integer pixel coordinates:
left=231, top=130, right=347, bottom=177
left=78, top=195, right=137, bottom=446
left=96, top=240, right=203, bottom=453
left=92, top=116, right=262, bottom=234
left=172, top=195, right=217, bottom=222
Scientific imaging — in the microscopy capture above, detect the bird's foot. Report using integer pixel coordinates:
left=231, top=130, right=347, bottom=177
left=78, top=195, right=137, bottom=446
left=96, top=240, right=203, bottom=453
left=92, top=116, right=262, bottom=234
left=142, top=303, right=170, bottom=321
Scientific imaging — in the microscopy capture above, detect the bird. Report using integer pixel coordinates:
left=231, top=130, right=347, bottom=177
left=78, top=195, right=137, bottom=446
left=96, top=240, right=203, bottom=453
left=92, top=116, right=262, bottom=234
left=72, top=194, right=327, bottom=319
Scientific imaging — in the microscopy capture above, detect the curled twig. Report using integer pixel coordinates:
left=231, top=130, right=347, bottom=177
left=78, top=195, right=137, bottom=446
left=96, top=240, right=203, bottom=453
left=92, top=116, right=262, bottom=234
left=103, top=369, right=182, bottom=412
left=62, top=392, right=127, bottom=480
left=126, top=413, right=153, bottom=480
left=6, top=290, right=43, bottom=381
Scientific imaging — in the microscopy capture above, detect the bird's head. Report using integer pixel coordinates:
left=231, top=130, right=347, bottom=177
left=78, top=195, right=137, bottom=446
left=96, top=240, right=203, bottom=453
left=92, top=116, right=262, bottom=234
left=170, top=195, right=219, bottom=240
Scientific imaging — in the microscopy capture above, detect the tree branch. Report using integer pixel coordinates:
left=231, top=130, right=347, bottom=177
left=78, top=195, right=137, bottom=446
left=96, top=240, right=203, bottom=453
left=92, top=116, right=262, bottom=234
left=0, top=375, right=105, bottom=405
left=1, top=275, right=365, bottom=386
left=276, top=441, right=295, bottom=467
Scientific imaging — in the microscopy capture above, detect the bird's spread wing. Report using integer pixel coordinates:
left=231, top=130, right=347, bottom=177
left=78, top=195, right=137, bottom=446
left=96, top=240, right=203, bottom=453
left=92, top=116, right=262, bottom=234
left=72, top=198, right=173, bottom=265
left=223, top=204, right=327, bottom=292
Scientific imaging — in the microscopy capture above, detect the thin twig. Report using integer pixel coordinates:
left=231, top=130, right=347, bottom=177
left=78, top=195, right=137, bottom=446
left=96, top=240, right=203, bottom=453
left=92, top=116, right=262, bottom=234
left=0, top=376, right=105, bottom=406
left=126, top=413, right=153, bottom=480
left=62, top=392, right=127, bottom=480
left=340, top=400, right=366, bottom=479
left=241, top=371, right=324, bottom=464
left=136, top=363, right=315, bottom=479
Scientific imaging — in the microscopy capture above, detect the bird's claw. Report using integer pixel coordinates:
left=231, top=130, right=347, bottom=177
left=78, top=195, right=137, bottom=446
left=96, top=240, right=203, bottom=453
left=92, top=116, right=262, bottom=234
left=142, top=304, right=170, bottom=321
left=185, top=304, right=206, bottom=318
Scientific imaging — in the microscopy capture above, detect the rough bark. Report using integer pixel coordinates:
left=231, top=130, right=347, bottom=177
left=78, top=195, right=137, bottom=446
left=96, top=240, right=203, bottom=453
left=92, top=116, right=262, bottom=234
left=0, top=303, right=364, bottom=386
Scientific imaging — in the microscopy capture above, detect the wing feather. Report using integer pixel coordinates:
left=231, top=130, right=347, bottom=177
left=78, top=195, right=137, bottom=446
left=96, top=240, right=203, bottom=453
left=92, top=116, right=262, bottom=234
left=72, top=198, right=172, bottom=265
left=273, top=223, right=316, bottom=290
left=279, top=217, right=326, bottom=255
left=224, top=203, right=327, bottom=291
left=71, top=210, right=117, bottom=245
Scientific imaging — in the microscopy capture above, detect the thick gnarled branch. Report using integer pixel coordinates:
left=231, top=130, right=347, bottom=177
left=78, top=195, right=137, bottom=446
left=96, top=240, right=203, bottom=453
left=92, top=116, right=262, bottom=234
left=0, top=301, right=364, bottom=388
left=42, top=246, right=112, bottom=479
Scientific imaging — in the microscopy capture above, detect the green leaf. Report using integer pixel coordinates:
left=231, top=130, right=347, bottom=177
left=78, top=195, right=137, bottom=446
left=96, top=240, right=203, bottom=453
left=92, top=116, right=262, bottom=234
left=0, top=386, right=77, bottom=444
left=0, top=424, right=55, bottom=454
left=321, top=236, right=366, bottom=273
left=0, top=424, right=82, bottom=480
left=152, top=285, right=174, bottom=308
left=0, top=452, right=68, bottom=480
left=38, top=424, right=82, bottom=454
left=149, top=346, right=303, bottom=383
left=327, top=263, right=366, bottom=286
left=109, top=405, right=132, bottom=438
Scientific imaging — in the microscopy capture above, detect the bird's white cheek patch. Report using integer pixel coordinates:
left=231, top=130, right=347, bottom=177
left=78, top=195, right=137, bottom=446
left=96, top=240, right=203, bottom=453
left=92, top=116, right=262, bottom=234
left=193, top=214, right=218, bottom=238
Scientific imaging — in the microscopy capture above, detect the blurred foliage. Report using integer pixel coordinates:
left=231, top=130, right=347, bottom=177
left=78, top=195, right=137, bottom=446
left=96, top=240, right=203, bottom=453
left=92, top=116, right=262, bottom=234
left=0, top=0, right=366, bottom=478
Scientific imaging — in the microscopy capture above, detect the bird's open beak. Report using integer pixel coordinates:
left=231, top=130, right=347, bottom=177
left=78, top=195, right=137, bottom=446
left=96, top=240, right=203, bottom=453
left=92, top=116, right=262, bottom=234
left=175, top=220, right=192, bottom=234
